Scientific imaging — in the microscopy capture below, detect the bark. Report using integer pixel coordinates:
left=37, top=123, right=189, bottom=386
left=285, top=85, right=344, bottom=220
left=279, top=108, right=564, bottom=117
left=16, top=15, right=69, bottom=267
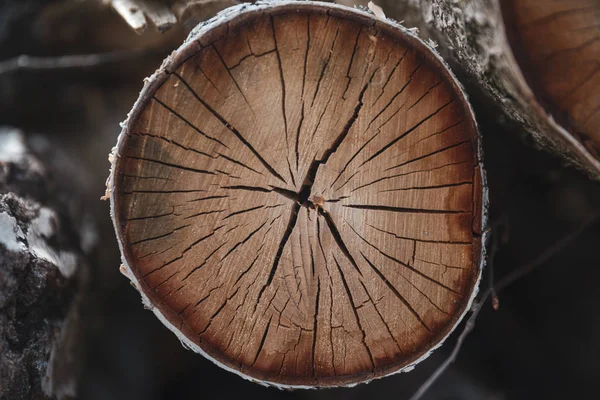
left=0, top=128, right=94, bottom=400
left=372, top=0, right=600, bottom=179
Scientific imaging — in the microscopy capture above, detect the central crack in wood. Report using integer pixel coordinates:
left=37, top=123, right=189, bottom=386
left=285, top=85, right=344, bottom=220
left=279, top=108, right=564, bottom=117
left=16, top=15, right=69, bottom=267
left=265, top=80, right=368, bottom=291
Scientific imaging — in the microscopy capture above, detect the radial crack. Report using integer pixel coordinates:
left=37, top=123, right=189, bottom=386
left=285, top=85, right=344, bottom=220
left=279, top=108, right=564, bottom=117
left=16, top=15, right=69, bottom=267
left=173, top=72, right=287, bottom=184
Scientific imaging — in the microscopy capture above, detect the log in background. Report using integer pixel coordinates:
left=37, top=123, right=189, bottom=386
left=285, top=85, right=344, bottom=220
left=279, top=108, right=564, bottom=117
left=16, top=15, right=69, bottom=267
left=1, top=1, right=600, bottom=399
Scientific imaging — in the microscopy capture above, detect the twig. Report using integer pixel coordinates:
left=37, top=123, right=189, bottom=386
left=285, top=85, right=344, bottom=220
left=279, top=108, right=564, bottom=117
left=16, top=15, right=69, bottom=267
left=408, top=213, right=599, bottom=400
left=488, top=215, right=509, bottom=310
left=487, top=226, right=500, bottom=310
left=0, top=48, right=156, bottom=76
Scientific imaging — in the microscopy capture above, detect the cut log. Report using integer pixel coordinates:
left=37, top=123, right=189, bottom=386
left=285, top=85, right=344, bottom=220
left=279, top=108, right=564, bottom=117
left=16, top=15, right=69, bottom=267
left=107, top=1, right=486, bottom=388
left=373, top=0, right=600, bottom=179
left=0, top=128, right=93, bottom=399
left=503, top=0, right=600, bottom=159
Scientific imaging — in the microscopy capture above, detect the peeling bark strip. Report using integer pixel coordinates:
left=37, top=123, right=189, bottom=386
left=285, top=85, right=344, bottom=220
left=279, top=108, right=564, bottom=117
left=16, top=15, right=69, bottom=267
left=385, top=0, right=600, bottom=179
left=108, top=1, right=486, bottom=388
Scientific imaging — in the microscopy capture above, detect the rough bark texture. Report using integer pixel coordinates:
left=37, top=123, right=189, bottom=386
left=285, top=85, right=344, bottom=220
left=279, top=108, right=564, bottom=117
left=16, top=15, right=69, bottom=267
left=0, top=128, right=94, bottom=400
left=370, top=0, right=600, bottom=179
left=108, top=0, right=486, bottom=388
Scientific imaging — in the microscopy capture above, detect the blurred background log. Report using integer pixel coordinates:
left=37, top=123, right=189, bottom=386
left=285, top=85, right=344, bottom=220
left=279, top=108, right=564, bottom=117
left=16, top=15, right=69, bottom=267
left=502, top=0, right=600, bottom=160
left=0, top=128, right=95, bottom=399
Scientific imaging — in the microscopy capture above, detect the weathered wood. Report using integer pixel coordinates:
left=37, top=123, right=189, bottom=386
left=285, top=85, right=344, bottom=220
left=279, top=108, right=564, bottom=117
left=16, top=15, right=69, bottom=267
left=0, top=128, right=93, bottom=399
left=105, top=0, right=237, bottom=32
left=108, top=1, right=486, bottom=388
left=373, top=0, right=600, bottom=179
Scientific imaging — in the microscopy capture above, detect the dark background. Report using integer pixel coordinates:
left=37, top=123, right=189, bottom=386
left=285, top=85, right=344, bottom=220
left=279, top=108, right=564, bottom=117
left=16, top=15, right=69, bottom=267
left=1, top=1, right=599, bottom=399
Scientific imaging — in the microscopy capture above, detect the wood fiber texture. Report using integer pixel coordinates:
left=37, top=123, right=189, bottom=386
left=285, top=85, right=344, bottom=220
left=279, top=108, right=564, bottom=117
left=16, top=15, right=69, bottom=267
left=110, top=2, right=484, bottom=387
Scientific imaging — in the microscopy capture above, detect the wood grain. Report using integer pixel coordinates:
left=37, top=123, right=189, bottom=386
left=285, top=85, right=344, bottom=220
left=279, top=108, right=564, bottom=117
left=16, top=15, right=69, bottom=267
left=110, top=2, right=484, bottom=387
left=505, top=0, right=600, bottom=158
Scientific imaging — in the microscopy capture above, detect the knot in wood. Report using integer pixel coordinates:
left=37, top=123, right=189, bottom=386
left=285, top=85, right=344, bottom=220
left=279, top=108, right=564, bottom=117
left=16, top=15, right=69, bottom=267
left=109, top=1, right=485, bottom=388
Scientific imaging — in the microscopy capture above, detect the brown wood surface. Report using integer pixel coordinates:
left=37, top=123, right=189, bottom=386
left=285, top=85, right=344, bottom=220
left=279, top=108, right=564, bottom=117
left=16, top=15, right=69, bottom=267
left=111, top=3, right=483, bottom=387
left=506, top=0, right=600, bottom=158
